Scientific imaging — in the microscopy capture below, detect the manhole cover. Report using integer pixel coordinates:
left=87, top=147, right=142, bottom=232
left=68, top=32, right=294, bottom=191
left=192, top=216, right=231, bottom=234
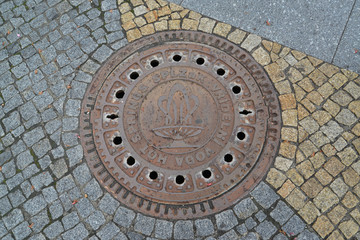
left=80, top=31, right=281, bottom=219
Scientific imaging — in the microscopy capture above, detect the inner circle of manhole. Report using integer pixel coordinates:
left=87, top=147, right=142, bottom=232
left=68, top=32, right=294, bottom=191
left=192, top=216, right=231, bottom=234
left=80, top=31, right=281, bottom=219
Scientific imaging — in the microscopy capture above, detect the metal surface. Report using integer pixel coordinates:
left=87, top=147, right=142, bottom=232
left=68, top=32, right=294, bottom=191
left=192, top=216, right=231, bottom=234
left=80, top=31, right=281, bottom=219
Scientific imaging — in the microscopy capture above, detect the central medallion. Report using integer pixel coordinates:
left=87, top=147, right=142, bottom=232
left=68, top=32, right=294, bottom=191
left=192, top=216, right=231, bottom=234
left=80, top=31, right=281, bottom=219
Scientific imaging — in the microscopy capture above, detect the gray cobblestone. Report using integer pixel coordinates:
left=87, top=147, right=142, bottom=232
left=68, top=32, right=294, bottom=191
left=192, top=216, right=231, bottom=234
left=72, top=27, right=90, bottom=42
left=11, top=62, right=29, bottom=78
left=62, top=223, right=88, bottom=240
left=283, top=215, right=305, bottom=236
left=101, top=0, right=117, bottom=11
left=174, top=220, right=194, bottom=240
left=87, top=18, right=103, bottom=31
left=297, top=230, right=319, bottom=240
left=87, top=210, right=106, bottom=230
left=44, top=221, right=64, bottom=239
left=30, top=171, right=53, bottom=191
left=20, top=181, right=33, bottom=198
left=127, top=231, right=144, bottom=240
left=67, top=45, right=84, bottom=61
left=8, top=189, right=26, bottom=208
left=251, top=182, right=279, bottom=209
left=195, top=219, right=214, bottom=237
left=335, top=109, right=357, bottom=126
left=75, top=197, right=95, bottom=218
left=33, top=138, right=52, bottom=158
left=31, top=210, right=49, bottom=233
left=0, top=184, right=8, bottom=198
left=22, top=164, right=40, bottom=180
left=0, top=196, right=12, bottom=215
left=49, top=200, right=64, bottom=219
left=3, top=209, right=24, bottom=230
left=54, top=36, right=75, bottom=51
left=98, top=193, right=120, bottom=215
left=219, top=229, right=239, bottom=240
left=2, top=133, right=14, bottom=147
left=12, top=221, right=31, bottom=240
left=320, top=120, right=344, bottom=141
left=23, top=194, right=47, bottom=216
left=28, top=233, right=46, bottom=240
left=134, top=214, right=155, bottom=236
left=236, top=224, right=248, bottom=236
left=154, top=219, right=173, bottom=239
left=51, top=146, right=64, bottom=159
left=114, top=206, right=135, bottom=228
left=233, top=197, right=258, bottom=219
left=62, top=117, right=79, bottom=131
left=255, top=211, right=267, bottom=222
left=56, top=175, right=76, bottom=194
left=0, top=221, right=6, bottom=238
left=216, top=209, right=238, bottom=231
left=38, top=155, right=51, bottom=170
left=62, top=211, right=80, bottom=231
left=92, top=45, right=113, bottom=63
left=42, top=186, right=58, bottom=204
left=2, top=160, right=16, bottom=178
left=270, top=201, right=294, bottom=225
left=255, top=220, right=277, bottom=240
left=84, top=178, right=103, bottom=200
left=245, top=217, right=257, bottom=230
left=273, top=233, right=288, bottom=240
left=97, top=222, right=120, bottom=240
left=7, top=173, right=24, bottom=190
left=66, top=144, right=83, bottom=167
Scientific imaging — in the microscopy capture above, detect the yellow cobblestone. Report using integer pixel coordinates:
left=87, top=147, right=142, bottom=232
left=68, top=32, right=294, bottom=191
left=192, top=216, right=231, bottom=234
left=179, top=9, right=189, bottom=18
left=213, top=22, right=231, bottom=37
left=266, top=168, right=286, bottom=189
left=252, top=47, right=271, bottom=66
left=291, top=50, right=306, bottom=60
left=198, top=17, right=216, bottom=33
left=262, top=40, right=272, bottom=52
left=121, top=11, right=135, bottom=23
left=140, top=24, right=155, bottom=35
left=134, top=17, right=147, bottom=27
left=168, top=20, right=180, bottom=30
left=324, top=157, right=345, bottom=177
left=278, top=93, right=296, bottom=110
left=122, top=20, right=136, bottom=30
left=158, top=6, right=171, bottom=17
left=298, top=201, right=320, bottom=224
left=297, top=160, right=315, bottom=179
left=287, top=67, right=303, bottom=83
left=319, top=63, right=339, bottom=77
left=342, top=168, right=360, bottom=187
left=294, top=85, right=306, bottom=101
left=126, top=28, right=142, bottom=42
left=285, top=188, right=306, bottom=210
left=227, top=29, right=246, bottom=44
left=119, top=2, right=131, bottom=13
left=314, top=187, right=339, bottom=212
left=300, top=98, right=316, bottom=112
left=281, top=127, right=297, bottom=142
left=277, top=179, right=295, bottom=198
left=145, top=0, right=160, bottom=10
left=309, top=69, right=327, bottom=86
left=349, top=101, right=360, bottom=118
left=298, top=77, right=314, bottom=92
left=329, top=72, right=348, bottom=89
left=339, top=220, right=359, bottom=239
left=169, top=2, right=183, bottom=11
left=301, top=177, right=322, bottom=198
left=313, top=215, right=334, bottom=238
left=286, top=168, right=304, bottom=186
left=274, top=80, right=292, bottom=94
left=182, top=18, right=198, bottom=30
left=308, top=56, right=323, bottom=67
left=312, top=110, right=331, bottom=126
left=306, top=91, right=324, bottom=106
left=154, top=20, right=168, bottom=31
left=323, top=99, right=340, bottom=117
left=189, top=11, right=201, bottom=20
left=282, top=109, right=298, bottom=127
left=328, top=205, right=347, bottom=225
left=342, top=191, right=359, bottom=209
left=279, top=141, right=297, bottom=159
left=309, top=152, right=326, bottom=169
left=327, top=230, right=344, bottom=240
left=144, top=11, right=157, bottom=23
left=272, top=42, right=281, bottom=54
left=171, top=12, right=180, bottom=19
left=265, top=63, right=285, bottom=83
left=317, top=82, right=335, bottom=99
left=351, top=208, right=360, bottom=224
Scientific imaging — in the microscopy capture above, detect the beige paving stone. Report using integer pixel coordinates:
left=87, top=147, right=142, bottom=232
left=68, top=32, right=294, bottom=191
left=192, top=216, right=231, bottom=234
left=146, top=0, right=160, bottom=10
left=140, top=24, right=155, bottom=35
left=342, top=192, right=359, bottom=209
left=301, top=177, right=322, bottom=198
left=290, top=50, right=306, bottom=60
left=189, top=11, right=201, bottom=20
left=241, top=34, right=261, bottom=52
left=169, top=2, right=183, bottom=11
left=319, top=63, right=339, bottom=77
left=294, top=58, right=315, bottom=75
left=337, top=147, right=357, bottom=166
left=144, top=11, right=157, bottom=23
left=313, top=215, right=334, bottom=238
left=279, top=47, right=291, bottom=57
left=275, top=58, right=289, bottom=70
left=342, top=168, right=360, bottom=187
left=171, top=12, right=180, bottom=19
left=315, top=168, right=333, bottom=186
left=317, top=82, right=335, bottom=99
left=275, top=80, right=292, bottom=94
left=349, top=101, right=360, bottom=118
left=198, top=18, right=216, bottom=33
left=296, top=149, right=305, bottom=164
left=299, top=116, right=320, bottom=135
left=344, top=81, right=360, bottom=99
left=298, top=126, right=309, bottom=143
left=127, top=28, right=142, bottom=42
left=168, top=20, right=180, bottom=30
left=331, top=90, right=353, bottom=106
left=227, top=29, right=246, bottom=44
left=134, top=17, right=147, bottom=27
left=308, top=56, right=323, bottom=67
left=327, top=230, right=344, bottom=240
left=298, top=77, right=314, bottom=92
left=134, top=5, right=148, bottom=16
left=351, top=208, right=360, bottom=225
left=121, top=11, right=135, bottom=23
left=314, top=187, right=339, bottom=212
left=284, top=53, right=298, bottom=66
left=297, top=160, right=315, bottom=179
left=262, top=40, right=272, bottom=51
left=281, top=127, right=297, bottom=142
left=122, top=20, right=136, bottom=30
left=321, top=144, right=337, bottom=157
left=182, top=18, right=198, bottom=30
left=335, top=108, right=357, bottom=126
left=278, top=179, right=295, bottom=198
left=342, top=131, right=355, bottom=141
left=294, top=84, right=306, bottom=101
left=339, top=220, right=359, bottom=239
left=328, top=205, right=347, bottom=225
left=266, top=168, right=286, bottom=189
left=341, top=68, right=358, bottom=80
left=158, top=6, right=171, bottom=16
left=274, top=157, right=293, bottom=171
left=279, top=141, right=296, bottom=159
left=324, top=157, right=345, bottom=177
left=287, top=67, right=303, bottom=83
left=300, top=98, right=316, bottom=113
left=156, top=0, right=168, bottom=7
left=352, top=123, right=360, bottom=136
left=130, top=0, right=143, bottom=6
left=285, top=188, right=307, bottom=210
left=154, top=20, right=168, bottom=31
left=355, top=184, right=360, bottom=198
left=312, top=110, right=332, bottom=126
left=329, top=73, right=348, bottom=89
left=330, top=178, right=348, bottom=198
left=352, top=161, right=360, bottom=175
left=323, top=99, right=340, bottom=117
left=310, top=152, right=326, bottom=169
left=179, top=9, right=189, bottom=18
left=299, top=140, right=318, bottom=158
left=352, top=138, right=360, bottom=154
left=282, top=109, right=298, bottom=126
left=119, top=2, right=131, bottom=13
left=297, top=104, right=309, bottom=121
left=308, top=69, right=327, bottom=86
left=270, top=52, right=279, bottom=62
left=306, top=91, right=324, bottom=106
left=213, top=22, right=231, bottom=37
left=298, top=201, right=320, bottom=224
left=309, top=131, right=330, bottom=148
left=272, top=42, right=282, bottom=54
left=278, top=93, right=296, bottom=110
left=252, top=47, right=270, bottom=66
left=286, top=168, right=304, bottom=186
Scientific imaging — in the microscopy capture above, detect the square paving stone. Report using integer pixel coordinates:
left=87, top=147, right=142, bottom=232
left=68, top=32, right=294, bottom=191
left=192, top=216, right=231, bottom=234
left=270, top=201, right=294, bottom=225
left=114, top=206, right=135, bottom=228
left=7, top=173, right=24, bottom=190
left=84, top=178, right=103, bottom=201
left=255, top=220, right=277, bottom=240
left=195, top=219, right=214, bottom=237
left=218, top=229, right=239, bottom=240
left=215, top=209, right=238, bottom=231
left=49, top=200, right=64, bottom=219
left=134, top=214, right=155, bottom=236
left=12, top=221, right=32, bottom=240
left=62, top=211, right=80, bottom=230
left=255, top=210, right=267, bottom=222
left=0, top=197, right=12, bottom=215
left=245, top=217, right=257, bottom=230
left=23, top=194, right=47, bottom=216
left=75, top=198, right=95, bottom=218
left=0, top=221, right=6, bottom=238
left=155, top=219, right=173, bottom=239
left=16, top=150, right=33, bottom=170
left=62, top=223, right=88, bottom=240
left=30, top=171, right=53, bottom=191
left=174, top=220, right=194, bottom=240
left=96, top=222, right=120, bottom=240
left=8, top=189, right=26, bottom=208
left=250, top=182, right=279, bottom=209
left=283, top=215, right=306, bottom=236
left=86, top=210, right=105, bottom=230
left=56, top=175, right=76, bottom=194
left=3, top=209, right=24, bottom=230
left=44, top=221, right=64, bottom=239
left=92, top=45, right=113, bottom=63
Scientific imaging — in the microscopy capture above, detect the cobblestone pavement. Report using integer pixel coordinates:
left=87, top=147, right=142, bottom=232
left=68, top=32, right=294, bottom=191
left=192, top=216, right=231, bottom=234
left=0, top=0, right=359, bottom=239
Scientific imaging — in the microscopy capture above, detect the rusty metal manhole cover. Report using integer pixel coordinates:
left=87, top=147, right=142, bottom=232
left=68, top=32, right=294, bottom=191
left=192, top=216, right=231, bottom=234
left=80, top=31, right=281, bottom=219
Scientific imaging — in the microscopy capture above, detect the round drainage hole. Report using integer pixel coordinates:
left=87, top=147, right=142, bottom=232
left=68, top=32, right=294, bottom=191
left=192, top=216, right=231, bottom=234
left=126, top=156, right=135, bottom=166
left=202, top=170, right=212, bottom=179
left=239, top=110, right=252, bottom=115
left=237, top=132, right=246, bottom=140
left=196, top=57, right=205, bottom=65
left=149, top=171, right=158, bottom=180
left=115, top=90, right=125, bottom=99
left=150, top=60, right=159, bottom=67
left=232, top=85, right=241, bottom=94
left=217, top=68, right=225, bottom=76
left=224, top=154, right=233, bottom=163
left=173, top=55, right=182, bottom=62
left=175, top=175, right=185, bottom=185
left=130, top=72, right=139, bottom=80
left=113, top=136, right=122, bottom=145
left=106, top=114, right=119, bottom=120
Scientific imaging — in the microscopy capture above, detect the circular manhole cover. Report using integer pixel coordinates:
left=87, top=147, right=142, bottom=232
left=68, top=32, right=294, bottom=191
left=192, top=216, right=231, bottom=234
left=80, top=31, right=281, bottom=219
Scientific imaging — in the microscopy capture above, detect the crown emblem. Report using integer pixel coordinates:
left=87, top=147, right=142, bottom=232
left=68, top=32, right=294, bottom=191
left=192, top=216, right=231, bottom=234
left=152, top=83, right=203, bottom=148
